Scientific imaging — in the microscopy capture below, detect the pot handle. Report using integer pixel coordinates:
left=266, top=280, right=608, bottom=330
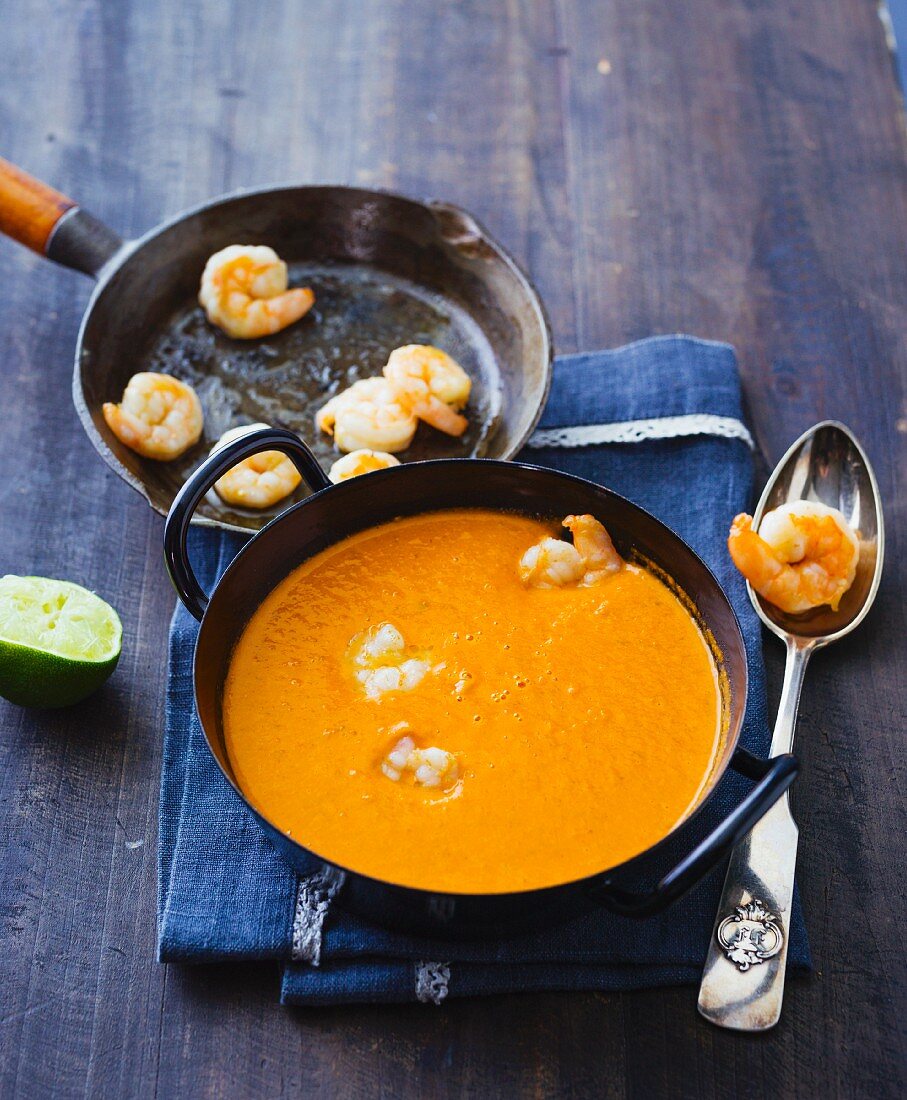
left=164, top=427, right=332, bottom=621
left=591, top=748, right=798, bottom=917
left=0, top=156, right=123, bottom=277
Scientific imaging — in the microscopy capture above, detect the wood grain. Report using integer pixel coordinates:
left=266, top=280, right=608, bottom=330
left=0, top=0, right=904, bottom=1097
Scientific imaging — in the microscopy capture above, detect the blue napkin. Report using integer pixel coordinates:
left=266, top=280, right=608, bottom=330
left=158, top=335, right=810, bottom=1005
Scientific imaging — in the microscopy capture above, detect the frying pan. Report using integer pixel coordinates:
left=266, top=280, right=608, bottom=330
left=0, top=158, right=553, bottom=532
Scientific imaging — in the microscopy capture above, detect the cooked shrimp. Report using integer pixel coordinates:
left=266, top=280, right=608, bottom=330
left=328, top=449, right=401, bottom=483
left=563, top=514, right=623, bottom=584
left=519, top=514, right=623, bottom=588
left=380, top=735, right=460, bottom=791
left=383, top=344, right=470, bottom=437
left=728, top=502, right=859, bottom=613
left=381, top=735, right=417, bottom=781
left=102, top=372, right=203, bottom=460
left=209, top=424, right=301, bottom=509
left=410, top=746, right=460, bottom=789
left=519, top=538, right=585, bottom=589
left=348, top=622, right=431, bottom=699
left=353, top=622, right=406, bottom=665
left=316, top=378, right=417, bottom=453
left=357, top=660, right=431, bottom=699
left=199, top=245, right=315, bottom=339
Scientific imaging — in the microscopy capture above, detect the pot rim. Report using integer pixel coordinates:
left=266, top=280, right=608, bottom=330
left=188, top=457, right=750, bottom=902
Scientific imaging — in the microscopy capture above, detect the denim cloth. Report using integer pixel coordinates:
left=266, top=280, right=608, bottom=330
left=158, top=336, right=810, bottom=1005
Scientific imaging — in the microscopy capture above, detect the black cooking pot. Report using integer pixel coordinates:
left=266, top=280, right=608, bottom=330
left=164, top=428, right=797, bottom=939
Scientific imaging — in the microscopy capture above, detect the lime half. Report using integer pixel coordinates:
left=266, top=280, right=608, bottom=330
left=0, top=575, right=122, bottom=708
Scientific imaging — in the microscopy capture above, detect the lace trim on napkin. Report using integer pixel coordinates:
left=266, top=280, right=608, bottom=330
left=526, top=413, right=754, bottom=451
left=291, top=867, right=346, bottom=965
left=415, top=961, right=451, bottom=1004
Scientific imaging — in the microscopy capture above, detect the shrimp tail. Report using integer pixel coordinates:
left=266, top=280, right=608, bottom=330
left=563, top=514, right=623, bottom=581
left=727, top=512, right=805, bottom=609
left=727, top=513, right=780, bottom=579
left=412, top=395, right=468, bottom=438
left=315, top=401, right=337, bottom=436
left=272, top=286, right=315, bottom=322
left=102, top=403, right=143, bottom=450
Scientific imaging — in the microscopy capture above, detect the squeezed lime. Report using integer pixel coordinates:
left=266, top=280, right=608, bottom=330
left=0, top=575, right=122, bottom=708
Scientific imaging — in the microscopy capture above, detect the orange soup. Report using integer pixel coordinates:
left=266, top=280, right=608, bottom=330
left=223, top=509, right=723, bottom=893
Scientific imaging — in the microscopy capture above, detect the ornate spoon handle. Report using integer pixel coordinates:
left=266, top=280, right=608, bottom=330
left=698, top=639, right=812, bottom=1030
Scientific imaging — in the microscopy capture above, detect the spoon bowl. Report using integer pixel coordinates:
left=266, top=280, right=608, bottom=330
left=748, top=420, right=885, bottom=645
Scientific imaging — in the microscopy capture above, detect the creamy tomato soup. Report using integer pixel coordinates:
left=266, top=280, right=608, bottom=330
left=223, top=509, right=723, bottom=893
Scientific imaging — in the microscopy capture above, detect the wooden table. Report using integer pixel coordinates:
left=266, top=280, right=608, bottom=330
left=1, top=2, right=904, bottom=1096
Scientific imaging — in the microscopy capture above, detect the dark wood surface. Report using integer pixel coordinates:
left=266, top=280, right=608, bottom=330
left=1, top=2, right=904, bottom=1096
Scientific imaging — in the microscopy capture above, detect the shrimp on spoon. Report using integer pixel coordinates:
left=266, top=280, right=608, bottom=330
left=727, top=501, right=859, bottom=613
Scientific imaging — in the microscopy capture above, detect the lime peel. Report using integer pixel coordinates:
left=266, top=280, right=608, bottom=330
left=0, top=575, right=122, bottom=708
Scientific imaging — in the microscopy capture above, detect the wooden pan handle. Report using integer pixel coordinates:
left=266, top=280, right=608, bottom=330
left=0, top=156, right=77, bottom=255
left=0, top=157, right=122, bottom=277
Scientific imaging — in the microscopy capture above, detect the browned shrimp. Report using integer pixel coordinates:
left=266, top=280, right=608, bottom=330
left=727, top=502, right=859, bottom=612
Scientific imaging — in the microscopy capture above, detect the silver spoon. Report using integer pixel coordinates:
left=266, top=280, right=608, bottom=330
left=697, top=420, right=885, bottom=1031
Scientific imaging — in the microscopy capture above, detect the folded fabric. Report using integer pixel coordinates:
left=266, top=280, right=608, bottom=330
left=158, top=335, right=810, bottom=1005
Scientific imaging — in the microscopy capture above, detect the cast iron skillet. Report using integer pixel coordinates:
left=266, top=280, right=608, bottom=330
left=164, top=427, right=798, bottom=939
left=0, top=158, right=552, bottom=532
